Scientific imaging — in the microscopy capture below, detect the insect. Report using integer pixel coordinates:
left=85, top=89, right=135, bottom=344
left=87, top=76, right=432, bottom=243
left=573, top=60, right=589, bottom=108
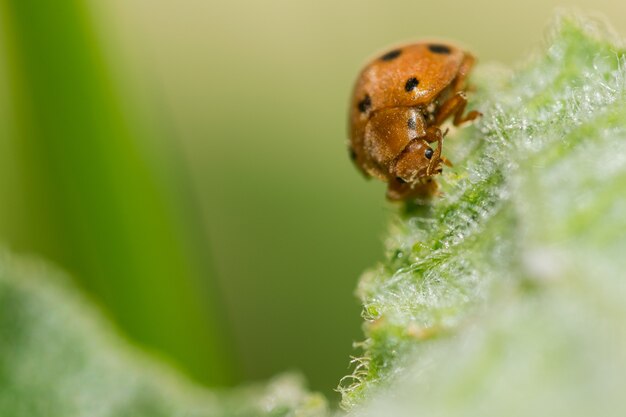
left=348, top=42, right=481, bottom=200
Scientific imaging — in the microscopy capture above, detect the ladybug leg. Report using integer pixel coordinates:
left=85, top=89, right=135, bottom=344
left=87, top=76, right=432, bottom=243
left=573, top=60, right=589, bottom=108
left=404, top=126, right=444, bottom=148
left=423, top=125, right=442, bottom=143
left=440, top=156, right=454, bottom=167
left=452, top=53, right=476, bottom=93
left=434, top=91, right=482, bottom=126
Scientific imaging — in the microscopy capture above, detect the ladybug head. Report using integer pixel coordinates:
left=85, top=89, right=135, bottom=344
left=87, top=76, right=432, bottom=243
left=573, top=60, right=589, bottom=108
left=393, top=134, right=444, bottom=183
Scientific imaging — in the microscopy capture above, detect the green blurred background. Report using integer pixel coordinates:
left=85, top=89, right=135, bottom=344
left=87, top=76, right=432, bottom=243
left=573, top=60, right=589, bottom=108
left=0, top=0, right=624, bottom=400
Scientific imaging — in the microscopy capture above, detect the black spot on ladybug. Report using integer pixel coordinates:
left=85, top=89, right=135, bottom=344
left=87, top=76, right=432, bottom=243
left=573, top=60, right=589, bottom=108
left=358, top=95, right=371, bottom=113
left=380, top=49, right=402, bottom=61
left=425, top=148, right=434, bottom=159
left=428, top=44, right=451, bottom=54
left=396, top=177, right=406, bottom=183
left=407, top=117, right=416, bottom=130
left=349, top=147, right=357, bottom=161
left=405, top=77, right=419, bottom=92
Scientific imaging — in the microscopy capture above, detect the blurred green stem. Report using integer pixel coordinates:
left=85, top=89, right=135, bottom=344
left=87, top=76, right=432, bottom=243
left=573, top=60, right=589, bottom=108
left=0, top=0, right=233, bottom=385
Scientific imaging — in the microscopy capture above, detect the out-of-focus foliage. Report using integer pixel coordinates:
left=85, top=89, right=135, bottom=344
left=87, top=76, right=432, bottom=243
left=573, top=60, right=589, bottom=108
left=0, top=0, right=232, bottom=384
left=0, top=251, right=327, bottom=417
left=341, top=14, right=626, bottom=414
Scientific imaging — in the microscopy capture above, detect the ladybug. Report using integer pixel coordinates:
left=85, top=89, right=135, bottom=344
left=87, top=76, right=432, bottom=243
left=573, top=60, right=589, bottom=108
left=348, top=42, right=481, bottom=200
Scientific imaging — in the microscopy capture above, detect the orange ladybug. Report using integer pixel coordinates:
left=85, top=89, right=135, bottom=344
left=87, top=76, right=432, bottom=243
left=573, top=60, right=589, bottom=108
left=348, top=42, right=481, bottom=201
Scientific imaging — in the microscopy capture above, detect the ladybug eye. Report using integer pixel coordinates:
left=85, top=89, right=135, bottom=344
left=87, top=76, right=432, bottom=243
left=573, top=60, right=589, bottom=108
left=425, top=148, right=434, bottom=159
left=405, top=77, right=419, bottom=92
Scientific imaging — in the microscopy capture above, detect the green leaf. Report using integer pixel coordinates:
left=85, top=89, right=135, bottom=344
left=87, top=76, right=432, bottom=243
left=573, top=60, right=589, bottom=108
left=341, top=13, right=626, bottom=414
left=0, top=251, right=327, bottom=417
